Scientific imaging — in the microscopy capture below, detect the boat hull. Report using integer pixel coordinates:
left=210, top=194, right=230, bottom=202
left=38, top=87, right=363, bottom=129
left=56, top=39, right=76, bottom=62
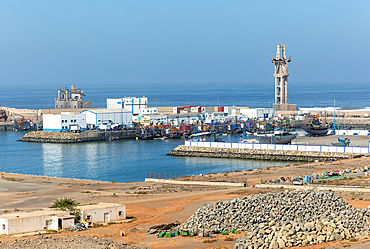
left=303, top=127, right=329, bottom=135
left=257, top=134, right=296, bottom=144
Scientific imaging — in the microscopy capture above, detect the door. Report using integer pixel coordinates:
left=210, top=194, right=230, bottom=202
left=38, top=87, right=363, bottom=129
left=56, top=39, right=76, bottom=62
left=58, top=218, right=62, bottom=229
left=104, top=213, right=109, bottom=222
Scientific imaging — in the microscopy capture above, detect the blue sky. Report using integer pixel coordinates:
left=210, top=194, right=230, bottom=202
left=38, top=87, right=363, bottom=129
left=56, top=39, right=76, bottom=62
left=0, top=1, right=369, bottom=87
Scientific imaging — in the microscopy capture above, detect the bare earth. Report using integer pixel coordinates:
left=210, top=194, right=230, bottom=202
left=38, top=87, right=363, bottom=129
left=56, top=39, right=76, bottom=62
left=2, top=153, right=370, bottom=248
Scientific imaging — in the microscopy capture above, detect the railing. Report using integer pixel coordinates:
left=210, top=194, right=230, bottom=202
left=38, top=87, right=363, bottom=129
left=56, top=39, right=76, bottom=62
left=184, top=141, right=370, bottom=154
left=145, top=173, right=178, bottom=180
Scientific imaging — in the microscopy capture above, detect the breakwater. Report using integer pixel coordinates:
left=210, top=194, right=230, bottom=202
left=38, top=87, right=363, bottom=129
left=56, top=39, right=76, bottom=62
left=168, top=145, right=365, bottom=161
left=18, top=130, right=136, bottom=143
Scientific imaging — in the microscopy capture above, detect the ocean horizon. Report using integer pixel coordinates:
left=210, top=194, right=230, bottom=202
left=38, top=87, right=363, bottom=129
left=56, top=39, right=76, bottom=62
left=1, top=81, right=369, bottom=111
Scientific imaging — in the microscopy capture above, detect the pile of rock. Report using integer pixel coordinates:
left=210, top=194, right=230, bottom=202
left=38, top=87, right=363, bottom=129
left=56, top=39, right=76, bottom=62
left=179, top=190, right=370, bottom=248
left=0, top=235, right=143, bottom=249
left=169, top=145, right=357, bottom=161
left=19, top=131, right=82, bottom=143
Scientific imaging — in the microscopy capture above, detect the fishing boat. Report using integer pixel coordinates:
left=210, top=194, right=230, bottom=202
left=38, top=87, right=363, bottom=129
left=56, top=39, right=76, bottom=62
left=256, top=129, right=296, bottom=144
left=303, top=117, right=329, bottom=136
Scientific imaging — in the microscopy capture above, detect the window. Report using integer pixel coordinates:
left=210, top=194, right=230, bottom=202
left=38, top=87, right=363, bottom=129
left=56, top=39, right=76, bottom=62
left=62, top=120, right=64, bottom=123
left=71, top=120, right=73, bottom=123
left=74, top=119, right=76, bottom=122
left=87, top=215, right=91, bottom=220
left=118, top=211, right=122, bottom=216
left=2, top=224, right=5, bottom=230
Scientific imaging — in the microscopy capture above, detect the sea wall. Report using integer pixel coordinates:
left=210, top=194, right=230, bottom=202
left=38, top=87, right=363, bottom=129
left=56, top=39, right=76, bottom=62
left=18, top=130, right=136, bottom=143
left=168, top=145, right=365, bottom=161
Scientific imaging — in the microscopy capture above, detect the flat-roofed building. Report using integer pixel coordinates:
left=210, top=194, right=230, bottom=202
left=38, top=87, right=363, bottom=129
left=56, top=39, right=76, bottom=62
left=0, top=210, right=74, bottom=235
left=79, top=203, right=125, bottom=223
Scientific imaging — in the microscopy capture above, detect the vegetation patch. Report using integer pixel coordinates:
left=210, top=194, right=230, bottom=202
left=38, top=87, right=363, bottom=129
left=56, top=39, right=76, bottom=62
left=203, top=239, right=217, bottom=243
left=4, top=177, right=24, bottom=182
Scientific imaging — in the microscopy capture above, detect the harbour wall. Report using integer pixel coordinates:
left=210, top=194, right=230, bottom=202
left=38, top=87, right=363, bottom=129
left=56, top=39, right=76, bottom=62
left=18, top=130, right=136, bottom=143
left=168, top=145, right=369, bottom=161
left=0, top=123, right=15, bottom=131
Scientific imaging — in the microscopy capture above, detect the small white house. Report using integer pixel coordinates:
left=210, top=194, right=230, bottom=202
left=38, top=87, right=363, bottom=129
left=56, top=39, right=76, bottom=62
left=79, top=203, right=125, bottom=223
left=43, top=113, right=87, bottom=131
left=0, top=210, right=74, bottom=235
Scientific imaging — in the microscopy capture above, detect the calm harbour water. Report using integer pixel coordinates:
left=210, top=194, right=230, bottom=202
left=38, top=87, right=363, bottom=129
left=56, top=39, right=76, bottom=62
left=0, top=131, right=291, bottom=182
left=0, top=82, right=369, bottom=182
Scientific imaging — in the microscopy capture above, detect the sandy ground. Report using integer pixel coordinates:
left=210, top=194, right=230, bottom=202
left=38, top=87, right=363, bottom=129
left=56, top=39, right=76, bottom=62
left=2, top=156, right=370, bottom=249
left=2, top=133, right=370, bottom=248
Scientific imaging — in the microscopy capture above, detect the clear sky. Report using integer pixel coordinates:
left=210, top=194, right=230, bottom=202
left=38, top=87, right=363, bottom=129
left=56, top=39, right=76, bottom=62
left=0, top=1, right=369, bottom=87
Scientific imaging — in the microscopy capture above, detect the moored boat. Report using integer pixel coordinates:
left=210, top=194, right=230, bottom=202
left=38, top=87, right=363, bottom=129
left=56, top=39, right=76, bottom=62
left=303, top=117, right=329, bottom=136
left=257, top=130, right=296, bottom=144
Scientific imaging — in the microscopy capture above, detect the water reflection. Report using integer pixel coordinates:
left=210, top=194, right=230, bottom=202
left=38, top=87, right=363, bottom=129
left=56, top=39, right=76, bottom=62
left=42, top=143, right=63, bottom=176
left=84, top=143, right=99, bottom=179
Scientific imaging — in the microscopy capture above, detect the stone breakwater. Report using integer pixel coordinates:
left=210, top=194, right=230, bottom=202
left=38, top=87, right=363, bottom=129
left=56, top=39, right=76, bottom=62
left=179, top=190, right=370, bottom=248
left=168, top=145, right=360, bottom=161
left=0, top=235, right=143, bottom=249
left=19, top=130, right=136, bottom=143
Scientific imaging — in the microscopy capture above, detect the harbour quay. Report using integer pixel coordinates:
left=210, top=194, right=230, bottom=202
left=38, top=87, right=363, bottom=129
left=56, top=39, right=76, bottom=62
left=168, top=144, right=369, bottom=161
left=18, top=130, right=136, bottom=143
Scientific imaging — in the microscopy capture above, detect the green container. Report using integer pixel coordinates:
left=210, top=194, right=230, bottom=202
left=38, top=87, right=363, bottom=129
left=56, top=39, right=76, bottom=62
left=234, top=230, right=238, bottom=234
left=158, top=232, right=165, bottom=238
left=190, top=233, right=194, bottom=237
left=229, top=229, right=234, bottom=233
left=222, top=231, right=228, bottom=235
left=174, top=230, right=179, bottom=236
left=182, top=230, right=189, bottom=236
left=165, top=232, right=172, bottom=238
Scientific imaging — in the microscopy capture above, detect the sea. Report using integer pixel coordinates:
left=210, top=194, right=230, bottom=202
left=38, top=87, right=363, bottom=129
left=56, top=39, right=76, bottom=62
left=0, top=82, right=369, bottom=182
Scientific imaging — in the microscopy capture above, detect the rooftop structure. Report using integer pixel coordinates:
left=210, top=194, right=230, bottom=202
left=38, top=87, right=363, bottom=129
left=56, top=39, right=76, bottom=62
left=55, top=85, right=91, bottom=109
left=272, top=45, right=296, bottom=111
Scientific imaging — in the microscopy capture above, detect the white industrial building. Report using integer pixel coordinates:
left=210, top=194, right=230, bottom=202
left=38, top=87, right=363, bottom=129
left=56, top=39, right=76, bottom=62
left=239, top=108, right=275, bottom=119
left=107, top=97, right=148, bottom=115
left=80, top=109, right=133, bottom=129
left=139, top=107, right=157, bottom=116
left=43, top=113, right=87, bottom=131
left=80, top=203, right=125, bottom=223
left=0, top=210, right=74, bottom=235
left=203, top=112, right=231, bottom=124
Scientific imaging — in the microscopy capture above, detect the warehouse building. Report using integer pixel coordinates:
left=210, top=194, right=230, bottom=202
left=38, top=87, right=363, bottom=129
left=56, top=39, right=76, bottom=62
left=80, top=109, right=133, bottom=129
